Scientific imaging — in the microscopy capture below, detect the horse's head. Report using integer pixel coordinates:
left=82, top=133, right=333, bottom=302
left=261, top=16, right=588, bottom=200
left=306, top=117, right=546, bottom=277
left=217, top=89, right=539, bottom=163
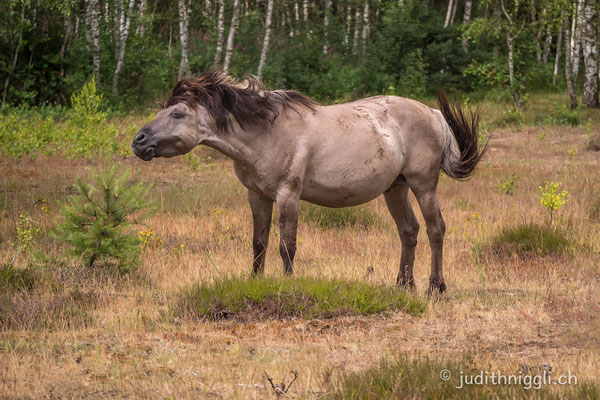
left=131, top=103, right=216, bottom=161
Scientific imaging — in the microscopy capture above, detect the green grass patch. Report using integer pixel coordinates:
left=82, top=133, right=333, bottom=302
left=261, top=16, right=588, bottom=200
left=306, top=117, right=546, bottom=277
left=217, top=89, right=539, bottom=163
left=0, top=263, right=39, bottom=293
left=299, top=202, right=381, bottom=229
left=176, top=276, right=426, bottom=322
left=488, top=222, right=572, bottom=258
left=330, top=355, right=598, bottom=399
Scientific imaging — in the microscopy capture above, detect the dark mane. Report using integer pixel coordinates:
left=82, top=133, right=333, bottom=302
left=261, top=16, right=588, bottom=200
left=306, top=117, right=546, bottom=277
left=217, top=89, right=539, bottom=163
left=165, top=70, right=318, bottom=132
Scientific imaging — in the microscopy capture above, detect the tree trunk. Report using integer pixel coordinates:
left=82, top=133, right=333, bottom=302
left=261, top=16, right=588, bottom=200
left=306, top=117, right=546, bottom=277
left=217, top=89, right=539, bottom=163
left=553, top=17, right=563, bottom=86
left=214, top=0, right=225, bottom=65
left=352, top=7, right=361, bottom=54
left=113, top=0, right=136, bottom=95
left=303, top=0, right=308, bottom=24
left=59, top=12, right=74, bottom=76
left=533, top=10, right=543, bottom=64
left=582, top=0, right=599, bottom=107
left=361, top=0, right=369, bottom=56
left=136, top=0, right=147, bottom=37
left=500, top=1, right=520, bottom=106
left=344, top=5, right=351, bottom=47
left=444, top=0, right=454, bottom=28
left=564, top=9, right=578, bottom=109
left=90, top=0, right=101, bottom=83
left=571, top=0, right=584, bottom=80
left=462, top=0, right=472, bottom=53
left=223, top=0, right=241, bottom=74
left=257, top=0, right=274, bottom=80
left=323, top=0, right=331, bottom=55
left=178, top=0, right=190, bottom=79
left=542, top=24, right=552, bottom=67
left=450, top=0, right=458, bottom=25
left=294, top=1, right=299, bottom=36
left=2, top=5, right=25, bottom=107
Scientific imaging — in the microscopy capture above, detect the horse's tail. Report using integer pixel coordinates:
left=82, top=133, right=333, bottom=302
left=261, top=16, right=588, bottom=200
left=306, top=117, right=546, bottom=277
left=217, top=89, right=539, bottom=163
left=437, top=90, right=488, bottom=180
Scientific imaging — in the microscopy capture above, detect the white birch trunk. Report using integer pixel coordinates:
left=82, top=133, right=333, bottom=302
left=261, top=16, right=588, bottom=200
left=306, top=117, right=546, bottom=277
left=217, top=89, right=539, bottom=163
left=571, top=0, right=584, bottom=80
left=223, top=0, right=241, bottom=74
left=344, top=5, right=351, bottom=47
left=444, top=0, right=454, bottom=28
left=136, top=0, right=147, bottom=37
left=323, top=0, right=331, bottom=55
left=582, top=0, right=599, bottom=107
left=294, top=1, right=299, bottom=36
left=543, top=24, right=552, bottom=67
left=450, top=0, right=458, bottom=25
left=361, top=0, right=369, bottom=56
left=113, top=0, right=136, bottom=95
left=90, top=0, right=101, bottom=83
left=303, top=0, right=308, bottom=23
left=257, top=0, right=274, bottom=80
left=352, top=6, right=361, bottom=54
left=553, top=18, right=563, bottom=86
left=214, top=0, right=225, bottom=65
left=462, top=0, right=472, bottom=53
left=178, top=0, right=190, bottom=79
left=564, top=9, right=578, bottom=109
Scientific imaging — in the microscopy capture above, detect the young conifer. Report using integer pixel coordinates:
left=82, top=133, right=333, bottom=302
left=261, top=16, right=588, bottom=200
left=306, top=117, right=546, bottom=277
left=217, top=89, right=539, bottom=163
left=54, top=165, right=153, bottom=272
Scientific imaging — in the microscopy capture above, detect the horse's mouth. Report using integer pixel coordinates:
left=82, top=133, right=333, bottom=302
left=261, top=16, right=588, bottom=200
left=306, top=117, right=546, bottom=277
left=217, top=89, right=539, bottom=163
left=134, top=145, right=156, bottom=161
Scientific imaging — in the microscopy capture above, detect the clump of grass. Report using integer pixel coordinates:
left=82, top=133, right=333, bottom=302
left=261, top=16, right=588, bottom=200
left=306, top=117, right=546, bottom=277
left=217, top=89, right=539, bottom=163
left=299, top=203, right=380, bottom=229
left=0, top=263, right=39, bottom=292
left=549, top=106, right=580, bottom=126
left=488, top=223, right=572, bottom=258
left=330, top=355, right=598, bottom=399
left=176, top=276, right=426, bottom=322
left=587, top=133, right=600, bottom=152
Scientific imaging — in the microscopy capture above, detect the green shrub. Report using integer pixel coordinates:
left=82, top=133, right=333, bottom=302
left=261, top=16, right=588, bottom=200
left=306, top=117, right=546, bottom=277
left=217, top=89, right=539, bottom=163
left=499, top=107, right=523, bottom=127
left=549, top=106, right=580, bottom=126
left=53, top=165, right=153, bottom=272
left=489, top=223, right=572, bottom=257
left=495, top=173, right=518, bottom=195
left=299, top=203, right=380, bottom=229
left=176, top=276, right=427, bottom=321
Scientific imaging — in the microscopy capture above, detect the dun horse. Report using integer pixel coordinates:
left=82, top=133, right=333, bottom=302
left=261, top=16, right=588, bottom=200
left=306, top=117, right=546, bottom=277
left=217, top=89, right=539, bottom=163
left=132, top=70, right=486, bottom=294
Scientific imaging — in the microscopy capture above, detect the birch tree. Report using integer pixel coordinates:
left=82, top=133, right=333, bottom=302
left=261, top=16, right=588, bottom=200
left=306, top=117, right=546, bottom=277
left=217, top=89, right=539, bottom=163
left=323, top=0, right=331, bottom=55
left=582, top=0, right=598, bottom=107
left=89, top=0, right=101, bottom=83
left=444, top=0, right=455, bottom=28
left=563, top=9, right=578, bottom=109
left=571, top=0, right=584, bottom=80
left=223, top=0, right=241, bottom=74
left=257, top=0, right=274, bottom=80
left=214, top=0, right=225, bottom=65
left=352, top=6, right=361, bottom=54
left=553, top=16, right=563, bottom=86
left=136, top=0, right=147, bottom=37
left=361, top=0, right=369, bottom=56
left=178, top=0, right=190, bottom=79
left=462, top=0, right=473, bottom=53
left=500, top=0, right=523, bottom=106
left=113, top=0, right=136, bottom=95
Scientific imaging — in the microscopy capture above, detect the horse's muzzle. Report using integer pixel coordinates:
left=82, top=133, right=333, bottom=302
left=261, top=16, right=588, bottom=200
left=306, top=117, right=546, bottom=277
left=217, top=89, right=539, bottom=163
left=132, top=130, right=156, bottom=161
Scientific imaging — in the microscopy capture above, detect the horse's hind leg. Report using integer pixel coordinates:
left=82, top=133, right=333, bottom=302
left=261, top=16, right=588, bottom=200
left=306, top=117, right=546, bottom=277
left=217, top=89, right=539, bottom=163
left=248, top=190, right=274, bottom=275
left=407, top=177, right=447, bottom=294
left=383, top=179, right=419, bottom=289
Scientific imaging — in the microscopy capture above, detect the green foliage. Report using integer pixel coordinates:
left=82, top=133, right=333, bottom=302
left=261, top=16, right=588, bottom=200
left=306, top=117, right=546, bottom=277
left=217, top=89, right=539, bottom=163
left=331, top=355, right=599, bottom=399
left=53, top=165, right=154, bottom=272
left=489, top=223, right=572, bottom=257
left=177, top=276, right=427, bottom=321
left=0, top=78, right=129, bottom=160
left=299, top=203, right=381, bottom=229
left=495, top=173, right=518, bottom=196
left=539, top=182, right=569, bottom=224
left=498, top=107, right=523, bottom=127
left=549, top=106, right=580, bottom=126
left=16, top=213, right=40, bottom=249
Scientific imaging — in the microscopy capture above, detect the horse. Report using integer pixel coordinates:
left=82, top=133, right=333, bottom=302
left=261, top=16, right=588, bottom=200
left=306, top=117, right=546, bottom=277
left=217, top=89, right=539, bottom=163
left=131, top=70, right=486, bottom=294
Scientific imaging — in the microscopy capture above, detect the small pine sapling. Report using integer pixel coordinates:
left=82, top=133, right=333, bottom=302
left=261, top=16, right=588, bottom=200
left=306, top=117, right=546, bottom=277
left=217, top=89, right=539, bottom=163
left=54, top=165, right=153, bottom=272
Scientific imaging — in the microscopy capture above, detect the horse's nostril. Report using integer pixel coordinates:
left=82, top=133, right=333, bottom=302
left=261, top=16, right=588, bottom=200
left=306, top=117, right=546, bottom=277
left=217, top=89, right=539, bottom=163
left=134, top=132, right=146, bottom=144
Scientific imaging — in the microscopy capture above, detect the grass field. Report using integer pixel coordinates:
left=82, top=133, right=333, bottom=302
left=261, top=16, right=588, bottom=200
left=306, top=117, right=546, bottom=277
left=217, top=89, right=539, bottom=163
left=1, top=93, right=600, bottom=398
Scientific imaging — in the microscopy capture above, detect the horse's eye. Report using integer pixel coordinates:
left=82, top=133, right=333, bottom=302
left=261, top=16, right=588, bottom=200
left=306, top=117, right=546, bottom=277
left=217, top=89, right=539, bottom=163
left=170, top=112, right=185, bottom=119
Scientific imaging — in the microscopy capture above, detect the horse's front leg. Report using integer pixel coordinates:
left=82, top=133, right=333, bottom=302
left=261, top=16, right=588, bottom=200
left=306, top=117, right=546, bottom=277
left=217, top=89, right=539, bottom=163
left=248, top=189, right=274, bottom=276
left=276, top=187, right=300, bottom=275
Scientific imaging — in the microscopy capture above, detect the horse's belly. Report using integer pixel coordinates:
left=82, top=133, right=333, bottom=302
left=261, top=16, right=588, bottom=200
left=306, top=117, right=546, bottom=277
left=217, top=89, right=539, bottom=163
left=301, top=166, right=398, bottom=207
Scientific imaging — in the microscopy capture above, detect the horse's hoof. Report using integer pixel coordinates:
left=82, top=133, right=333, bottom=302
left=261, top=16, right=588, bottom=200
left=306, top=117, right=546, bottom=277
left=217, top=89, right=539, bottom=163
left=427, top=280, right=446, bottom=296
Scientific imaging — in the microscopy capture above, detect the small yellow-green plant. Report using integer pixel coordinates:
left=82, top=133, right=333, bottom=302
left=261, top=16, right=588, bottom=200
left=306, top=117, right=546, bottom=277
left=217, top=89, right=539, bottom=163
left=495, top=173, right=517, bottom=195
left=16, top=213, right=40, bottom=249
left=539, top=182, right=569, bottom=224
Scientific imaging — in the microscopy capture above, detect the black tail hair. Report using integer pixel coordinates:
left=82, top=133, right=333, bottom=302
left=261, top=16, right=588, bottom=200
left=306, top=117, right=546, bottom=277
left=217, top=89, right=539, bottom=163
left=437, top=90, right=488, bottom=180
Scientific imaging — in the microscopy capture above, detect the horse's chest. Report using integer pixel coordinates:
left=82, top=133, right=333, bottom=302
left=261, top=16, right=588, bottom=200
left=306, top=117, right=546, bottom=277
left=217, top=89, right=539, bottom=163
left=233, top=161, right=276, bottom=197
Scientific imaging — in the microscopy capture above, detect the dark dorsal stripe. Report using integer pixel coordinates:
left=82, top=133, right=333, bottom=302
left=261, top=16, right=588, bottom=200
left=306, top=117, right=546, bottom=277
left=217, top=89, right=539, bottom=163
left=165, top=70, right=318, bottom=133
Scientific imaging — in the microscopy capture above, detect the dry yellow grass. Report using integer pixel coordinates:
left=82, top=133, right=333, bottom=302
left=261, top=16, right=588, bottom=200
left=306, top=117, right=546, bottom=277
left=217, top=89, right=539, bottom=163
left=1, top=122, right=599, bottom=398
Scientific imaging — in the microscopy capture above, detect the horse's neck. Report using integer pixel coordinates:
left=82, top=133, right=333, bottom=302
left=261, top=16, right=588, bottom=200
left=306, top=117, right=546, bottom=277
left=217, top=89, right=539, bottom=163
left=201, top=126, right=261, bottom=166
